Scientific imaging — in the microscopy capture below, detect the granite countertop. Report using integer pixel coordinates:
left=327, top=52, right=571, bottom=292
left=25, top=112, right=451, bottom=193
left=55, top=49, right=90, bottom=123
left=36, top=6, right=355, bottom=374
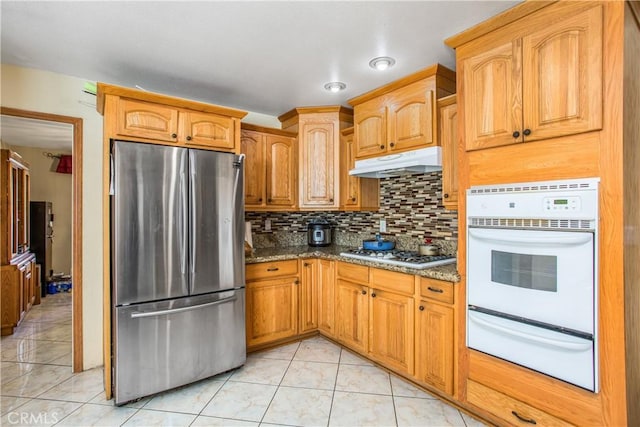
left=246, top=245, right=461, bottom=283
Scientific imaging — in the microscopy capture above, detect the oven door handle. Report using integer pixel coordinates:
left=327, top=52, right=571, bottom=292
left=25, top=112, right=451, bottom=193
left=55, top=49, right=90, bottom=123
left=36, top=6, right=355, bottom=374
left=468, top=228, right=592, bottom=246
left=469, top=311, right=592, bottom=351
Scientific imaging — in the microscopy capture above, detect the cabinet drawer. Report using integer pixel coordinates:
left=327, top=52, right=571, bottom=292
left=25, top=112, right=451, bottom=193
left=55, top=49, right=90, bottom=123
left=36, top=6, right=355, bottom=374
left=246, top=260, right=298, bottom=281
left=467, top=380, right=573, bottom=427
left=370, top=268, right=414, bottom=295
left=336, top=262, right=369, bottom=283
left=419, top=278, right=454, bottom=304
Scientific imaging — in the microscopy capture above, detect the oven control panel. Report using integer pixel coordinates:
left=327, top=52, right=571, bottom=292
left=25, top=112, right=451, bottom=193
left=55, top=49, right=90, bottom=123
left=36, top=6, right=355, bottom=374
left=544, top=196, right=581, bottom=211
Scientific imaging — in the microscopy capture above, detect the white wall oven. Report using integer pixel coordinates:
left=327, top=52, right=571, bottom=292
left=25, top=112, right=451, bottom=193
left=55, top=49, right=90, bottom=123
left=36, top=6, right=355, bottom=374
left=466, top=178, right=599, bottom=392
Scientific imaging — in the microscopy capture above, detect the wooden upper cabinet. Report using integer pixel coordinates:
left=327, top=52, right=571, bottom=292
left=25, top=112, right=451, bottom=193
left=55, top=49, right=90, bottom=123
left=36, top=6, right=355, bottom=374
left=522, top=4, right=603, bottom=142
left=387, top=82, right=435, bottom=152
left=241, top=130, right=265, bottom=206
left=462, top=3, right=603, bottom=151
left=98, top=83, right=246, bottom=152
left=299, top=119, right=336, bottom=208
left=339, top=127, right=380, bottom=211
left=438, top=95, right=458, bottom=210
left=462, top=40, right=521, bottom=151
left=117, top=99, right=179, bottom=143
left=265, top=135, right=296, bottom=207
left=241, top=125, right=296, bottom=211
left=182, top=112, right=235, bottom=150
left=353, top=98, right=387, bottom=158
left=349, top=65, right=456, bottom=160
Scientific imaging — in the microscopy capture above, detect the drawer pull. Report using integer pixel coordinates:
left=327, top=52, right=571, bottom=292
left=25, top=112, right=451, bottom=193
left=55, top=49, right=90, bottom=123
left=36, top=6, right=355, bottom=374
left=266, top=267, right=279, bottom=272
left=427, top=286, right=444, bottom=293
left=511, top=411, right=537, bottom=424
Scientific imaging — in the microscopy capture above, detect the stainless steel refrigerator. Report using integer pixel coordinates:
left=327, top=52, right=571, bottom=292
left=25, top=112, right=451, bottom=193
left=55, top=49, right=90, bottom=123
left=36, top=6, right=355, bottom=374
left=111, top=140, right=246, bottom=405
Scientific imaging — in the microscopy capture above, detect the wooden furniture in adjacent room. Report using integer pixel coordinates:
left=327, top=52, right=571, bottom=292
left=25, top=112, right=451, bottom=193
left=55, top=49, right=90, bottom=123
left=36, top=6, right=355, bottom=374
left=1, top=149, right=37, bottom=336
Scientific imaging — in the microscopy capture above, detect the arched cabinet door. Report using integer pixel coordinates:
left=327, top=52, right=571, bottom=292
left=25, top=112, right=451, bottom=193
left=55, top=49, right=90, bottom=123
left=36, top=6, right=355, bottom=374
left=354, top=98, right=386, bottom=158
left=266, top=135, right=296, bottom=208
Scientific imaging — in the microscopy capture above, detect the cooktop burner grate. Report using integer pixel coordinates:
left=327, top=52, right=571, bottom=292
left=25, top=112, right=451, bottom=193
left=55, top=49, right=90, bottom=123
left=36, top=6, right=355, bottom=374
left=339, top=249, right=456, bottom=269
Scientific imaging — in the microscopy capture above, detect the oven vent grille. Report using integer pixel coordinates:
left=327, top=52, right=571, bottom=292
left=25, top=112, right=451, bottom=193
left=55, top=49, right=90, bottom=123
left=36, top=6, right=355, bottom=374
left=469, top=180, right=596, bottom=195
left=469, top=217, right=595, bottom=230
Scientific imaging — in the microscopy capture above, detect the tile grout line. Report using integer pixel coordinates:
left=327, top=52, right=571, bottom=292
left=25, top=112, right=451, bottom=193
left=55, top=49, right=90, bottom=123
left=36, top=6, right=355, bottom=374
left=258, top=341, right=301, bottom=426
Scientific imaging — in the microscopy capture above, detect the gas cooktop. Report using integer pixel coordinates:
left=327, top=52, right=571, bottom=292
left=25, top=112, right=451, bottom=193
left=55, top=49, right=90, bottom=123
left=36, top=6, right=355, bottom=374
left=339, top=249, right=456, bottom=269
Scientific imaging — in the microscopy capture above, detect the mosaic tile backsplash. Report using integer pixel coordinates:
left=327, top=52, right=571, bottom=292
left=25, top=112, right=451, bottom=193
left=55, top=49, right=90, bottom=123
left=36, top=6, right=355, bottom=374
left=245, top=172, right=458, bottom=252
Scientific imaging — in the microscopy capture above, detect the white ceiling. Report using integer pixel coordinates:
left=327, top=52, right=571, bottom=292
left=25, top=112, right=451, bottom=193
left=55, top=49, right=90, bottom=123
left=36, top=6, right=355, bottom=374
left=1, top=115, right=74, bottom=150
left=1, top=1, right=519, bottom=118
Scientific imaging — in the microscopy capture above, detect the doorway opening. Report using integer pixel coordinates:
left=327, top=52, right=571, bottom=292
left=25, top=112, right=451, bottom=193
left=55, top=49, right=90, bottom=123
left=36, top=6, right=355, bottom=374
left=0, top=107, right=83, bottom=372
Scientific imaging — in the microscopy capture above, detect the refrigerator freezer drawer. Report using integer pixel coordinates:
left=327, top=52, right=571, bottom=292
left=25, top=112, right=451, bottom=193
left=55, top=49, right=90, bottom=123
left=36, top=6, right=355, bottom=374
left=114, top=289, right=246, bottom=405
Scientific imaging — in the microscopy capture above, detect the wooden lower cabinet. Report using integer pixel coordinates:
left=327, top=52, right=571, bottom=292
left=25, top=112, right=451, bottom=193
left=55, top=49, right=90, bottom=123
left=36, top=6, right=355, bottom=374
left=245, top=275, right=299, bottom=348
left=299, top=259, right=318, bottom=333
left=317, top=259, right=335, bottom=337
left=1, top=254, right=36, bottom=336
left=369, top=288, right=414, bottom=374
left=335, top=278, right=369, bottom=354
left=415, top=300, right=454, bottom=395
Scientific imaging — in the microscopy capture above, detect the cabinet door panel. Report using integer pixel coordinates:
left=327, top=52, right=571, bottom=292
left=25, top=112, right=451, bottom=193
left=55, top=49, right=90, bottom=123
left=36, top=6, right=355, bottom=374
left=318, top=259, right=336, bottom=336
left=299, top=122, right=336, bottom=207
left=463, top=40, right=522, bottom=151
left=300, top=260, right=318, bottom=333
left=335, top=279, right=368, bottom=354
left=369, top=289, right=414, bottom=374
left=522, top=5, right=602, bottom=141
left=388, top=83, right=435, bottom=152
left=246, top=277, right=298, bottom=347
left=265, top=136, right=296, bottom=207
left=415, top=300, right=454, bottom=395
left=241, top=130, right=265, bottom=206
left=117, top=99, right=179, bottom=142
left=340, top=130, right=359, bottom=208
left=183, top=112, right=235, bottom=150
left=439, top=99, right=458, bottom=209
left=354, top=99, right=386, bottom=158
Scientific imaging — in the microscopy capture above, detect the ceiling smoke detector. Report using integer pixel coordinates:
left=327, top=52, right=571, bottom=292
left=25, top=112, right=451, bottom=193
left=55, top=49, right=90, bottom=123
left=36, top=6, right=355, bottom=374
left=324, top=82, right=347, bottom=93
left=369, top=56, right=396, bottom=71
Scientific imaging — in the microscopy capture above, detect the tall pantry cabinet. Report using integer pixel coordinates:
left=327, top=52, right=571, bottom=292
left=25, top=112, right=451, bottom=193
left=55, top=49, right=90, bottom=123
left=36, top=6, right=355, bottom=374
left=446, top=1, right=640, bottom=426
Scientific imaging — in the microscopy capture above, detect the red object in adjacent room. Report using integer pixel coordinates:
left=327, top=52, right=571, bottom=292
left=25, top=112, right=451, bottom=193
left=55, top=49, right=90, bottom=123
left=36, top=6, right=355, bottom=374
left=55, top=155, right=72, bottom=173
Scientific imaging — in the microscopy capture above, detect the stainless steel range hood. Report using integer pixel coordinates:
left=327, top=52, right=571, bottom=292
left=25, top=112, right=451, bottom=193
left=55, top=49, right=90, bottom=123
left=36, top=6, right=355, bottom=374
left=349, top=146, right=442, bottom=178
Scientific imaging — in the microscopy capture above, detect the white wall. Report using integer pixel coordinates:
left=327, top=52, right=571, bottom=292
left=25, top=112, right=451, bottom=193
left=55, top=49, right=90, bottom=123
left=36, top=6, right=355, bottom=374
left=1, top=64, right=281, bottom=370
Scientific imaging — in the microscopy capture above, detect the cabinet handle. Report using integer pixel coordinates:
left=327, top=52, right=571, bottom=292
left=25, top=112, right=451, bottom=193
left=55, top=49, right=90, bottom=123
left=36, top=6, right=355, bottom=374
left=258, top=198, right=263, bottom=202
left=171, top=133, right=177, bottom=139
left=186, top=135, right=193, bottom=141
left=266, top=267, right=279, bottom=272
left=304, top=263, right=311, bottom=267
left=512, top=131, right=520, bottom=138
left=523, top=129, right=532, bottom=136
left=428, top=286, right=444, bottom=294
left=419, top=305, right=425, bottom=311
left=268, top=198, right=272, bottom=203
left=371, top=292, right=377, bottom=298
left=390, top=142, right=395, bottom=147
left=380, top=145, right=385, bottom=149
left=329, top=198, right=334, bottom=202
left=361, top=290, right=367, bottom=295
left=444, top=193, right=449, bottom=199
left=511, top=411, right=537, bottom=425
left=294, top=279, right=300, bottom=285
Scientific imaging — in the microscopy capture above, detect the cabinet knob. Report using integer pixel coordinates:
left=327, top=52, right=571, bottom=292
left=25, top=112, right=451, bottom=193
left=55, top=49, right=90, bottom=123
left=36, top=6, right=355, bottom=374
left=294, top=279, right=300, bottom=285
left=268, top=198, right=272, bottom=203
left=361, top=290, right=367, bottom=295
left=258, top=198, right=263, bottom=202
left=419, top=305, right=425, bottom=311
left=186, top=135, right=193, bottom=141
left=512, top=131, right=520, bottom=138
left=351, top=197, right=356, bottom=202
left=380, top=145, right=385, bottom=149
left=329, top=198, right=334, bottom=203
left=390, top=142, right=395, bottom=147
left=511, top=411, right=536, bottom=424
left=523, top=129, right=532, bottom=136
left=304, top=262, right=311, bottom=267
left=371, top=292, right=377, bottom=298
left=444, top=193, right=449, bottom=199
left=171, top=133, right=177, bottom=139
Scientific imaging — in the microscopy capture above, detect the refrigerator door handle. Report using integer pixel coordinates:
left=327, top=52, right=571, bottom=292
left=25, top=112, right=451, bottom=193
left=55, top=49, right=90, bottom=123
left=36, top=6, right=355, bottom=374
left=180, top=171, right=188, bottom=275
left=130, top=295, right=238, bottom=319
left=109, top=154, right=115, bottom=195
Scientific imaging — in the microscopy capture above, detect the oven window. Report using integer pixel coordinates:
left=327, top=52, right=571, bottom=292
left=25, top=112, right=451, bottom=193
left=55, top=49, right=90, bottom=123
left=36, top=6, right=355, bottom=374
left=491, top=250, right=557, bottom=292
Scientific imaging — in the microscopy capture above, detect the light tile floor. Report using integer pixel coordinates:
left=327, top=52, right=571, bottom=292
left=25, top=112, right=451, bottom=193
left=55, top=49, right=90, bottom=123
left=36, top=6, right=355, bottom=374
left=1, top=294, right=487, bottom=427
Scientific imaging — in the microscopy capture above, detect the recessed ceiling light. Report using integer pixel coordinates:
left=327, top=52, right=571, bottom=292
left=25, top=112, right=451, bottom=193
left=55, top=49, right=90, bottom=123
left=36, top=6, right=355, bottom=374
left=369, top=56, right=396, bottom=71
left=324, top=82, right=347, bottom=93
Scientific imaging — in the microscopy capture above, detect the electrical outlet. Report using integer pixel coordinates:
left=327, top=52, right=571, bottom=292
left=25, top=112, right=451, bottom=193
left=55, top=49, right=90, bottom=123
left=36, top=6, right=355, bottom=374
left=265, top=219, right=271, bottom=231
left=379, top=219, right=387, bottom=233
